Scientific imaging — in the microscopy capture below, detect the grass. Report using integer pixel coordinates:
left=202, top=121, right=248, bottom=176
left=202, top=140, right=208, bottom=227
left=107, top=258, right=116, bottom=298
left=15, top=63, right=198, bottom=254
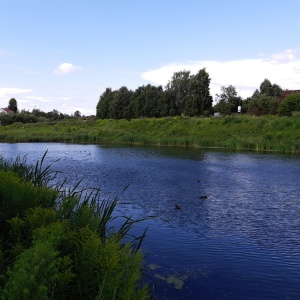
left=0, top=115, right=300, bottom=153
left=0, top=152, right=151, bottom=299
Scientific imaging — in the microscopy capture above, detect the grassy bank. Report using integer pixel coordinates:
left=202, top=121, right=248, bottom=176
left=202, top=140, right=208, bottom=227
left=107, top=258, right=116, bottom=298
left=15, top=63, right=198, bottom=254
left=0, top=153, right=150, bottom=299
left=0, top=115, right=300, bottom=153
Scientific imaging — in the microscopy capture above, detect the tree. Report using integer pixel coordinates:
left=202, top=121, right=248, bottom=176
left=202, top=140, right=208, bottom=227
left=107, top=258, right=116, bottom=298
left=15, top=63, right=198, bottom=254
left=74, top=110, right=81, bottom=118
left=259, top=79, right=273, bottom=96
left=165, top=89, right=176, bottom=116
left=45, top=109, right=63, bottom=121
left=96, top=88, right=115, bottom=119
left=218, top=85, right=238, bottom=102
left=259, top=79, right=283, bottom=98
left=213, top=100, right=232, bottom=115
left=278, top=93, right=300, bottom=116
left=108, top=87, right=133, bottom=119
left=96, top=68, right=213, bottom=119
left=130, top=86, right=146, bottom=118
left=184, top=68, right=213, bottom=116
left=32, top=108, right=47, bottom=118
left=166, top=70, right=191, bottom=114
left=214, top=85, right=242, bottom=114
left=251, top=89, right=260, bottom=98
left=271, top=84, right=283, bottom=98
left=245, top=79, right=283, bottom=115
left=139, top=85, right=166, bottom=118
left=247, top=94, right=279, bottom=115
left=8, top=98, right=18, bottom=113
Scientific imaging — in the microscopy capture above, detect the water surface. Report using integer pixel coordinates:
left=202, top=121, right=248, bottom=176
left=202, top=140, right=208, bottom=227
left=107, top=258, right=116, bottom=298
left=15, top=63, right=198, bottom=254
left=1, top=143, right=300, bottom=299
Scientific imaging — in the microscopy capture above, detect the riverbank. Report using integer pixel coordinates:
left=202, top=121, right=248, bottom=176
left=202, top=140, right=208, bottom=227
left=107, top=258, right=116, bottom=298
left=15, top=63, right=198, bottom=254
left=0, top=115, right=300, bottom=153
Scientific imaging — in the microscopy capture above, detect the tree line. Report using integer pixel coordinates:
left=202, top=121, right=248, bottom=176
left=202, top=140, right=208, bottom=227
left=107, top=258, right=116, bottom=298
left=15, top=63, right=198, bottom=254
left=96, top=68, right=213, bottom=119
left=97, top=69, right=300, bottom=119
left=0, top=98, right=84, bottom=126
left=0, top=107, right=70, bottom=126
left=1, top=70, right=300, bottom=127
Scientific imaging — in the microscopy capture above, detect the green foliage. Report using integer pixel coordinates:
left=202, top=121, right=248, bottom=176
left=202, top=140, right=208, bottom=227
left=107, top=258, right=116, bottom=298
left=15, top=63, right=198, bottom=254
left=0, top=150, right=60, bottom=187
left=0, top=115, right=300, bottom=153
left=213, top=100, right=231, bottom=115
left=278, top=93, right=300, bottom=116
left=0, top=112, right=38, bottom=126
left=96, top=68, right=213, bottom=119
left=0, top=108, right=69, bottom=126
left=246, top=94, right=279, bottom=115
left=74, top=110, right=81, bottom=118
left=0, top=154, right=150, bottom=299
left=97, top=84, right=169, bottom=119
left=291, top=111, right=300, bottom=118
left=166, top=70, right=191, bottom=114
left=259, top=79, right=283, bottom=98
left=0, top=171, right=58, bottom=224
left=240, top=79, right=282, bottom=116
left=96, top=88, right=114, bottom=119
left=3, top=222, right=70, bottom=300
left=184, top=68, right=213, bottom=116
left=134, top=85, right=167, bottom=118
left=214, top=85, right=242, bottom=115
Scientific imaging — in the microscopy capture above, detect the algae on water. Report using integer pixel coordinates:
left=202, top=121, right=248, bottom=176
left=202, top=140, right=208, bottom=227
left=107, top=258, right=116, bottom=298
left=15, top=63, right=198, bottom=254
left=155, top=274, right=188, bottom=290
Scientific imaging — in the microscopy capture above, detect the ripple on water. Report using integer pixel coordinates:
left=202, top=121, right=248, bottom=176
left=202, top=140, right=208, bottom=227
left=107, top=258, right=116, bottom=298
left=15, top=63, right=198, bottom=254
left=1, top=143, right=300, bottom=299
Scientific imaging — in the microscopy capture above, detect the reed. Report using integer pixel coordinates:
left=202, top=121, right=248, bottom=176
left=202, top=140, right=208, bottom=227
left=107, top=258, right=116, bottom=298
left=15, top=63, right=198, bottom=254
left=0, top=153, right=151, bottom=299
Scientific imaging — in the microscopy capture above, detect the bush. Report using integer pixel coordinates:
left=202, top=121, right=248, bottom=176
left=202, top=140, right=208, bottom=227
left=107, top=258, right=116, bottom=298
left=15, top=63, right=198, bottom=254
left=279, top=93, right=300, bottom=116
left=247, top=94, right=279, bottom=115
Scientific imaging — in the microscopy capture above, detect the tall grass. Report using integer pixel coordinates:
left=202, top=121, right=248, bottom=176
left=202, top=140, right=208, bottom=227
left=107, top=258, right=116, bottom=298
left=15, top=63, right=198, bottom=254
left=0, top=115, right=300, bottom=153
left=0, top=152, right=151, bottom=299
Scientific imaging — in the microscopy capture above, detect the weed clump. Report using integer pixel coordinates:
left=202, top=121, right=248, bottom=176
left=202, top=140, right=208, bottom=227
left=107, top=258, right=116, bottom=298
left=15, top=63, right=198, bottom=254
left=0, top=152, right=150, bottom=299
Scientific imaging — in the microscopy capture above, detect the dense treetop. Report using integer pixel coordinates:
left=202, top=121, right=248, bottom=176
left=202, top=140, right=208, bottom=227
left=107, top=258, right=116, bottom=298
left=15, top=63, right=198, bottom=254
left=96, top=68, right=213, bottom=119
left=96, top=70, right=291, bottom=119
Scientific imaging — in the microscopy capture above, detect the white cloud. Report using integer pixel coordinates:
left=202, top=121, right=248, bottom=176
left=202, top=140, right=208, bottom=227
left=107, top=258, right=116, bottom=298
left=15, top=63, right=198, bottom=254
left=269, top=49, right=297, bottom=63
left=0, top=87, right=32, bottom=109
left=25, top=96, right=54, bottom=103
left=54, top=63, right=81, bottom=75
left=141, top=49, right=300, bottom=99
left=0, top=87, right=32, bottom=96
left=0, top=87, right=32, bottom=104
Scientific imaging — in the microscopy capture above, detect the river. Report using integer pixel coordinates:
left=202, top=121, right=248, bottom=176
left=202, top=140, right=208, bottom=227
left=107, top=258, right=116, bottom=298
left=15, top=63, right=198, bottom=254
left=0, top=143, right=300, bottom=299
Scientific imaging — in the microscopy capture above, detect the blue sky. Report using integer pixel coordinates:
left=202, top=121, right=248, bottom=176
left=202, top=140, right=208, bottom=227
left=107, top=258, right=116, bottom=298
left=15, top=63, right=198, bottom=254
left=0, top=0, right=300, bottom=115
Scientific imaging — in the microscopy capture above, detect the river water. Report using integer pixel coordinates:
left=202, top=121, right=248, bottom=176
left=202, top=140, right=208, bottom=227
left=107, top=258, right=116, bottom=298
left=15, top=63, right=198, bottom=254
left=0, top=143, right=300, bottom=299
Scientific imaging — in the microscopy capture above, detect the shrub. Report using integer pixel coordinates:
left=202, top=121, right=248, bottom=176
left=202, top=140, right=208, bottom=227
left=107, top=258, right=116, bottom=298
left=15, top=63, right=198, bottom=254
left=247, top=94, right=279, bottom=115
left=279, top=93, right=300, bottom=116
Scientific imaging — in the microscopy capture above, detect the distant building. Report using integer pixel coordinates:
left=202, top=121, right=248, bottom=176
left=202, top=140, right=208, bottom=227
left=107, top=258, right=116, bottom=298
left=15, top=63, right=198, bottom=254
left=0, top=108, right=13, bottom=114
left=280, top=90, right=300, bottom=102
